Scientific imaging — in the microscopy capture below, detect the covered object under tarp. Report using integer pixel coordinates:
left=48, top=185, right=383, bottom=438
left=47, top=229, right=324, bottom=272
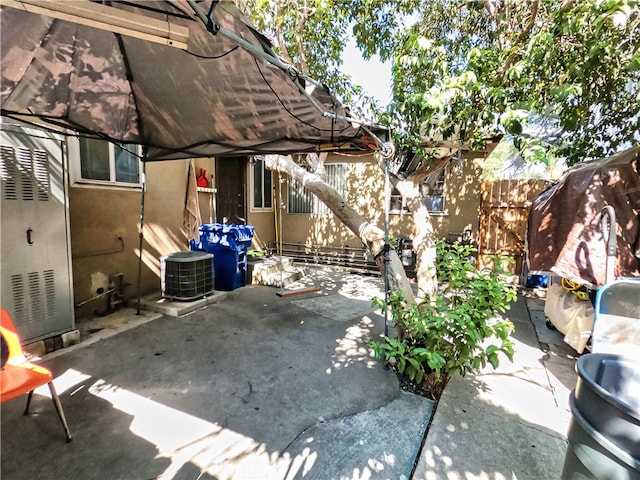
left=527, top=145, right=640, bottom=288
left=0, top=0, right=386, bottom=160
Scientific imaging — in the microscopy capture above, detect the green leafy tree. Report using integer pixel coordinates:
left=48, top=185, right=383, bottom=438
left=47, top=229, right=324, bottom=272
left=233, top=0, right=637, bottom=398
left=353, top=0, right=640, bottom=164
left=240, top=1, right=639, bottom=163
left=369, top=241, right=517, bottom=399
left=237, top=0, right=639, bottom=300
left=237, top=0, right=362, bottom=104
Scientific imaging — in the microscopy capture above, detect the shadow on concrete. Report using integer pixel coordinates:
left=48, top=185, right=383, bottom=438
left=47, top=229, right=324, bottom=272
left=522, top=294, right=580, bottom=412
left=415, top=374, right=568, bottom=480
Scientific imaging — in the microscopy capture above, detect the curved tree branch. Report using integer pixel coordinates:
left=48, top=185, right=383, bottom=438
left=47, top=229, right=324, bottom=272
left=514, top=0, right=539, bottom=46
left=497, top=0, right=541, bottom=77
left=292, top=1, right=315, bottom=74
left=274, top=1, right=294, bottom=65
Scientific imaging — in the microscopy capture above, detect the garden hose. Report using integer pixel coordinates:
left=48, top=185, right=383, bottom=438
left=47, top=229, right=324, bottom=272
left=561, top=277, right=589, bottom=301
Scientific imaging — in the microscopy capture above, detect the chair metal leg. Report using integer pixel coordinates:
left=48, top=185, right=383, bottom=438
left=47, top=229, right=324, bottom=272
left=47, top=382, right=72, bottom=443
left=23, top=390, right=34, bottom=415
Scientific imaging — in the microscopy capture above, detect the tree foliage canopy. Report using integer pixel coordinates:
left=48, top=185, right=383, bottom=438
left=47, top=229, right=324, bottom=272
left=237, top=0, right=362, bottom=104
left=384, top=0, right=640, bottom=164
left=238, top=0, right=640, bottom=165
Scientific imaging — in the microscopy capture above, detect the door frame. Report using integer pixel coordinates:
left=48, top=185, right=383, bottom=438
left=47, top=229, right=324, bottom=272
left=215, top=156, right=247, bottom=224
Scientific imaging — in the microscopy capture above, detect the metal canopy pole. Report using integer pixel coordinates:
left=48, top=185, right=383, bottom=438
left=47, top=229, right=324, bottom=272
left=384, top=155, right=390, bottom=338
left=136, top=154, right=147, bottom=315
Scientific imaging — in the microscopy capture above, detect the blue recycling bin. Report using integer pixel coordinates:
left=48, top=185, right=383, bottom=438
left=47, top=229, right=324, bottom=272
left=191, top=224, right=254, bottom=291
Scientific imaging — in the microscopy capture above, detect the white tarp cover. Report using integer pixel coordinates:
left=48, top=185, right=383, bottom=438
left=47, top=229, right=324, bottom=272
left=1, top=1, right=383, bottom=160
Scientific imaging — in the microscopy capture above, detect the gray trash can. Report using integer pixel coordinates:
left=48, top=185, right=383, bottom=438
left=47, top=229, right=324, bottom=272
left=561, top=353, right=640, bottom=479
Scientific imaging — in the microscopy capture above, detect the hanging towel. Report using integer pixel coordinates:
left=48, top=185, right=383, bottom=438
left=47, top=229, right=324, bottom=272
left=183, top=161, right=202, bottom=244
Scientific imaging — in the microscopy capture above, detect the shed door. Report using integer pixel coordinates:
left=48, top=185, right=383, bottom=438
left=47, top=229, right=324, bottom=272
left=1, top=125, right=74, bottom=342
left=216, top=156, right=246, bottom=224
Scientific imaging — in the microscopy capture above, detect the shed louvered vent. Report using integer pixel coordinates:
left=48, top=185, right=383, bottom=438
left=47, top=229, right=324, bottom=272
left=1, top=145, right=18, bottom=200
left=161, top=251, right=214, bottom=301
left=1, top=144, right=51, bottom=201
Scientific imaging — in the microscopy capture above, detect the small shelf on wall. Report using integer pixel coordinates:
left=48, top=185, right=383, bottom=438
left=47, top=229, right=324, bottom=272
left=197, top=187, right=215, bottom=193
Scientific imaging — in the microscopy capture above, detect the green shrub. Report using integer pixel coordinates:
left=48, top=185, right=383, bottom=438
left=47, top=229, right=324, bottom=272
left=369, top=241, right=517, bottom=399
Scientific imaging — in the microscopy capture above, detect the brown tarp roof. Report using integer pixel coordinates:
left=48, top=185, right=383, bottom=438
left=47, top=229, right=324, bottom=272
left=527, top=146, right=640, bottom=287
left=1, top=0, right=386, bottom=160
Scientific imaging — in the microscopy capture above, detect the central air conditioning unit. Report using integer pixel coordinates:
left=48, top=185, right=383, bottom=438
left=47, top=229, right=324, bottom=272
left=161, top=251, right=214, bottom=301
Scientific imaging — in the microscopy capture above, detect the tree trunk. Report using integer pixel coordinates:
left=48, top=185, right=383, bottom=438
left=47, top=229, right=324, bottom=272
left=264, top=154, right=416, bottom=304
left=393, top=176, right=438, bottom=301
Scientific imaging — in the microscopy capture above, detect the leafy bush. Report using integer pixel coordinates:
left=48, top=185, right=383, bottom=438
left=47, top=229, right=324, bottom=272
left=369, top=241, right=517, bottom=399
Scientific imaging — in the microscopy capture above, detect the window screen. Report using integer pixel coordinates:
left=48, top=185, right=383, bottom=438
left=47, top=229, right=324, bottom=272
left=288, top=163, right=347, bottom=214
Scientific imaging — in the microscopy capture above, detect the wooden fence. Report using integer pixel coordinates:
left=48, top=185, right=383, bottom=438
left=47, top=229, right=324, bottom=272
left=477, top=179, right=552, bottom=275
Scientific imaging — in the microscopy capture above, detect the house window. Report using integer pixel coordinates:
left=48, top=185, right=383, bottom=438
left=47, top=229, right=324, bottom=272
left=288, top=163, right=347, bottom=214
left=251, top=157, right=272, bottom=210
left=69, top=136, right=141, bottom=187
left=390, top=168, right=446, bottom=214
left=389, top=186, right=408, bottom=214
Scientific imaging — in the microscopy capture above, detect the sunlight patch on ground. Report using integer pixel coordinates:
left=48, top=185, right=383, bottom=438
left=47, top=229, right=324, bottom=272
left=329, top=315, right=378, bottom=372
left=337, top=275, right=384, bottom=300
left=31, top=369, right=335, bottom=479
left=33, top=368, right=92, bottom=398
left=87, top=378, right=300, bottom=479
left=284, top=447, right=317, bottom=479
left=285, top=270, right=384, bottom=302
left=422, top=446, right=517, bottom=480
left=474, top=336, right=571, bottom=437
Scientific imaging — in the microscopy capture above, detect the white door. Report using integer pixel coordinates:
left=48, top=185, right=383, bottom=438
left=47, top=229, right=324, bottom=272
left=1, top=123, right=74, bottom=342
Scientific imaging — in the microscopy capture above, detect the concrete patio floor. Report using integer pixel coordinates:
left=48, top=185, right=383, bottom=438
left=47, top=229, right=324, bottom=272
left=1, top=271, right=434, bottom=480
left=1, top=269, right=579, bottom=479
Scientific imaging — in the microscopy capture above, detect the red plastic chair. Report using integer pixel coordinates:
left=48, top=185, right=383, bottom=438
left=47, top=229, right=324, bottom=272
left=0, top=308, right=72, bottom=442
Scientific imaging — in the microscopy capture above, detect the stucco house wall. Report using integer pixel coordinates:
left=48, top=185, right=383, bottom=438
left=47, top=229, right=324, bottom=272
left=278, top=155, right=382, bottom=249
left=70, top=159, right=194, bottom=318
left=5, top=120, right=487, bottom=321
left=277, top=151, right=487, bottom=251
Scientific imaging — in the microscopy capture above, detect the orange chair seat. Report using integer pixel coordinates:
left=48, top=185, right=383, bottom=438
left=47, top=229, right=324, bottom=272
left=1, top=362, right=53, bottom=402
left=1, top=308, right=71, bottom=441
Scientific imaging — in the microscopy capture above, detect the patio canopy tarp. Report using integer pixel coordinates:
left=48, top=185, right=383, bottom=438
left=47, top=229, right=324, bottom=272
left=527, top=146, right=640, bottom=287
left=1, top=0, right=386, bottom=160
